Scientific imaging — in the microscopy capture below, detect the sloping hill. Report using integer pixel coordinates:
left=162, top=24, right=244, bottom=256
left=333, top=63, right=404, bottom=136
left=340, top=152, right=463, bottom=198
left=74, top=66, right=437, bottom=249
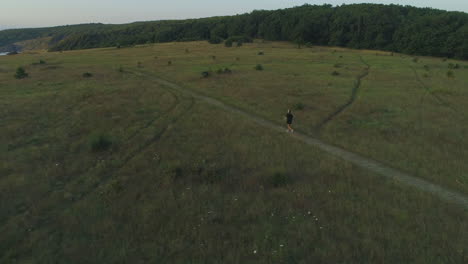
left=1, top=4, right=467, bottom=58
left=0, top=41, right=467, bottom=263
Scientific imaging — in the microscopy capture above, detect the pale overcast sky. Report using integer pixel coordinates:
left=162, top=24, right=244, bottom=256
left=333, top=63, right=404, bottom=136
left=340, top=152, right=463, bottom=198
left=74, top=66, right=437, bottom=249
left=1, top=0, right=467, bottom=29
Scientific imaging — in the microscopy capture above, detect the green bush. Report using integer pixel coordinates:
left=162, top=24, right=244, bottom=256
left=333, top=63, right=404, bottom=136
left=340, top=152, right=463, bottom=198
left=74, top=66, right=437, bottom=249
left=294, top=102, right=305, bottom=110
left=90, top=133, right=113, bottom=152
left=255, top=64, right=263, bottom=71
left=268, top=171, right=292, bottom=188
left=208, top=36, right=223, bottom=44
left=168, top=61, right=172, bottom=66
left=226, top=35, right=253, bottom=43
left=118, top=65, right=124, bottom=73
left=225, top=39, right=233, bottom=47
left=82, top=72, right=93, bottom=78
left=216, top=68, right=232, bottom=74
left=258, top=51, right=264, bottom=55
left=39, top=59, right=46, bottom=64
left=14, top=67, right=28, bottom=79
left=413, top=57, right=419, bottom=63
left=332, top=71, right=340, bottom=76
left=201, top=71, right=210, bottom=78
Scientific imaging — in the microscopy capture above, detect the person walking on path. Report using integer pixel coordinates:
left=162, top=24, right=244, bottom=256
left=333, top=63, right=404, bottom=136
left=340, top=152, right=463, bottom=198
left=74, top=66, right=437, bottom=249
left=286, top=109, right=294, bottom=133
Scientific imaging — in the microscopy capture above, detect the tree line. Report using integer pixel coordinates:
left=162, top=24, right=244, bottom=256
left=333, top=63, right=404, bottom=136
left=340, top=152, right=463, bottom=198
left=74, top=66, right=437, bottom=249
left=1, top=4, right=467, bottom=59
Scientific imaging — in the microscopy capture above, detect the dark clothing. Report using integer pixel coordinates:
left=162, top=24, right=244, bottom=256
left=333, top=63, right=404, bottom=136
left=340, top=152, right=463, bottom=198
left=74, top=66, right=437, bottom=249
left=286, top=113, right=294, bottom=124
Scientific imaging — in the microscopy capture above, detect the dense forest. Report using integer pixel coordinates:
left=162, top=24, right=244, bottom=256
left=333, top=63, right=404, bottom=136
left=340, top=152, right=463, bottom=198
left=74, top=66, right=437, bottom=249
left=1, top=4, right=467, bottom=59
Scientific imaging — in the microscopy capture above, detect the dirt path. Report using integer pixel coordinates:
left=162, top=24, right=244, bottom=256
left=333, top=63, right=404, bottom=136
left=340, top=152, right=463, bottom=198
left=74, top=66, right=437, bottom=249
left=316, top=56, right=370, bottom=129
left=146, top=72, right=468, bottom=210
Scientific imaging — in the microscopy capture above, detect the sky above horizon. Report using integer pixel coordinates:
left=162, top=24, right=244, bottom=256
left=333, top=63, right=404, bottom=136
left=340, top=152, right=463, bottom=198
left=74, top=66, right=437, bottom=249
left=1, top=0, right=467, bottom=29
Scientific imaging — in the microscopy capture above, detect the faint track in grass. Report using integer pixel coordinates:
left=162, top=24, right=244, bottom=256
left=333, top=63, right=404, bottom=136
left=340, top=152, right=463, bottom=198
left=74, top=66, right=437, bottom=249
left=0, top=74, right=191, bottom=231
left=0, top=95, right=196, bottom=255
left=316, top=56, right=370, bottom=129
left=142, top=71, right=468, bottom=210
left=410, top=65, right=466, bottom=120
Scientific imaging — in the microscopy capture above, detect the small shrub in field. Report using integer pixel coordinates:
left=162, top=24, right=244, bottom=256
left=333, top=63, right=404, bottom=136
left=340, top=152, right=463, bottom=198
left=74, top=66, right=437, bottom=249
left=226, top=35, right=253, bottom=43
left=216, top=68, right=232, bottom=74
left=82, top=72, right=93, bottom=78
left=208, top=36, right=223, bottom=44
left=32, top=59, right=46, bottom=66
left=90, top=133, right=112, bottom=152
left=235, top=57, right=240, bottom=61
left=268, top=171, right=292, bottom=188
left=339, top=55, right=343, bottom=58
left=137, top=61, right=143, bottom=68
left=14, top=67, right=28, bottom=79
left=201, top=71, right=210, bottom=78
left=448, top=63, right=460, bottom=69
left=331, top=71, right=340, bottom=76
left=412, top=57, right=419, bottom=63
left=225, top=40, right=233, bottom=47
left=173, top=167, right=184, bottom=180
left=255, top=64, right=264, bottom=71
left=423, top=73, right=429, bottom=78
left=447, top=70, right=454, bottom=78
left=294, top=102, right=305, bottom=110
left=258, top=51, right=264, bottom=55
left=118, top=65, right=124, bottom=73
left=168, top=61, right=172, bottom=66
left=211, top=55, right=216, bottom=60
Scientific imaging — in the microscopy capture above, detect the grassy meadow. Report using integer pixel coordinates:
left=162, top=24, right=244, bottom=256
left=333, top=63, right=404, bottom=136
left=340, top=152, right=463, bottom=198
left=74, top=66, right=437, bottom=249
left=0, top=41, right=467, bottom=263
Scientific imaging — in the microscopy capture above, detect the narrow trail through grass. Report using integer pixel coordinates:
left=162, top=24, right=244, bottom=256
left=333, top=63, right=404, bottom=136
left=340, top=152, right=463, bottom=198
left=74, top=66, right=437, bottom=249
left=140, top=70, right=468, bottom=210
left=316, top=55, right=370, bottom=129
left=410, top=65, right=465, bottom=120
left=0, top=78, right=193, bottom=230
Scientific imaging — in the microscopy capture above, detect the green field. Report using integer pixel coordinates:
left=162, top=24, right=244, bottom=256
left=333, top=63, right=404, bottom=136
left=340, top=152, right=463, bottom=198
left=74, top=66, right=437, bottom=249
left=1, top=41, right=467, bottom=263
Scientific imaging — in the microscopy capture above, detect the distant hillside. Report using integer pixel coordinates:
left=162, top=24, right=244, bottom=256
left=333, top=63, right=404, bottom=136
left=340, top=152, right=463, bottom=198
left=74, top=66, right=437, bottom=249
left=0, top=24, right=112, bottom=52
left=1, top=4, right=467, bottom=59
